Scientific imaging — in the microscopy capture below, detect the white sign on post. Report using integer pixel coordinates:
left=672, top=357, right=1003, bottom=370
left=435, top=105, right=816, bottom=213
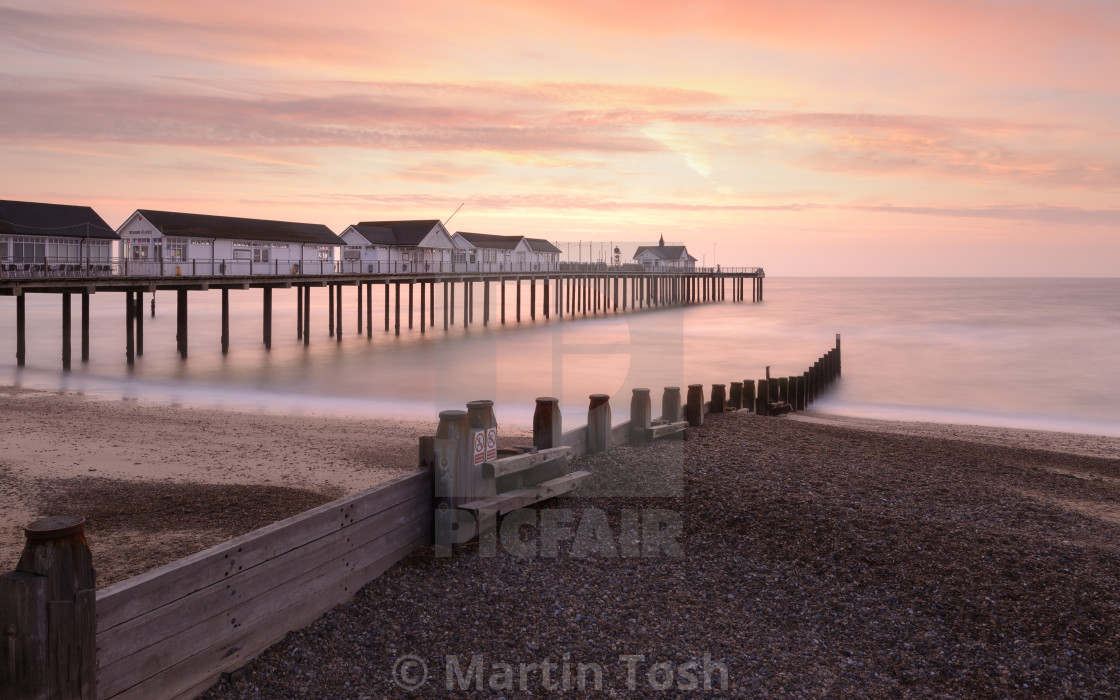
left=472, top=430, right=486, bottom=466
left=485, top=427, right=497, bottom=461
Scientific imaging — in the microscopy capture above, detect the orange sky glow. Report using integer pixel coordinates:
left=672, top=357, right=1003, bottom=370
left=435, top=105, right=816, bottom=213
left=1, top=0, right=1117, bottom=275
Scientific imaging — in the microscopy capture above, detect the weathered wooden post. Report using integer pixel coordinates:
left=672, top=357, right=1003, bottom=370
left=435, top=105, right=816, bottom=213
left=587, top=393, right=612, bottom=453
left=685, top=384, right=704, bottom=427
left=297, top=287, right=305, bottom=341
left=630, top=388, right=652, bottom=443
left=743, top=379, right=756, bottom=414
left=533, top=397, right=562, bottom=450
left=756, top=379, right=770, bottom=416
left=777, top=376, right=789, bottom=404
left=0, top=515, right=96, bottom=700
left=710, top=384, right=726, bottom=413
left=432, top=409, right=473, bottom=556
left=835, top=333, right=841, bottom=376
left=729, top=381, right=744, bottom=410
left=661, top=386, right=682, bottom=423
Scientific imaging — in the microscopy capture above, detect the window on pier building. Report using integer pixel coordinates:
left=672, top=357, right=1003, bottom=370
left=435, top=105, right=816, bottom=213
left=317, top=246, right=331, bottom=260
left=11, top=237, right=47, bottom=262
left=0, top=239, right=7, bottom=260
left=166, top=239, right=187, bottom=260
left=252, top=242, right=270, bottom=263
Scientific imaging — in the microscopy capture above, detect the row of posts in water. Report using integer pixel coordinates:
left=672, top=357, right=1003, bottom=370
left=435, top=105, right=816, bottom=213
left=430, top=334, right=842, bottom=459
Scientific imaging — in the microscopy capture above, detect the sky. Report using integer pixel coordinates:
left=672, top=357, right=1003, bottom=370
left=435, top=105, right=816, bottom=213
left=1, top=0, right=1118, bottom=275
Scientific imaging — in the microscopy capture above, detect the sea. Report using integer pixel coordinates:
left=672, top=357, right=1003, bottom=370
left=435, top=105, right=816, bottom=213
left=2, top=277, right=1118, bottom=436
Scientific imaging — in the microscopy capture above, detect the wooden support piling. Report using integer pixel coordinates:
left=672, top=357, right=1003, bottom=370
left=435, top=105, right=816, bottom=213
left=220, top=289, right=230, bottom=355
left=464, top=281, right=470, bottom=327
left=394, top=282, right=401, bottom=335
left=516, top=279, right=521, bottom=322
left=630, top=388, right=652, bottom=443
left=533, top=397, right=562, bottom=450
left=296, top=285, right=303, bottom=339
left=483, top=280, right=489, bottom=326
left=126, top=291, right=135, bottom=364
left=367, top=283, right=373, bottom=338
left=543, top=276, right=550, bottom=319
left=686, top=384, right=704, bottom=427
left=303, top=285, right=311, bottom=346
left=743, top=379, right=755, bottom=413
left=384, top=282, right=390, bottom=332
left=328, top=283, right=335, bottom=337
left=421, top=281, right=427, bottom=333
left=430, top=281, right=435, bottom=327
left=444, top=282, right=450, bottom=329
left=710, top=384, right=726, bottom=413
left=661, top=386, right=682, bottom=422
left=61, top=292, right=72, bottom=369
left=730, top=381, right=743, bottom=410
left=756, top=379, right=769, bottom=416
left=407, top=282, right=413, bottom=330
left=263, top=287, right=273, bottom=349
left=176, top=289, right=188, bottom=359
left=134, top=292, right=143, bottom=357
left=530, top=277, right=536, bottom=320
left=586, top=394, right=612, bottom=454
left=357, top=283, right=363, bottom=334
left=80, top=292, right=89, bottom=363
left=0, top=515, right=97, bottom=699
left=500, top=279, right=506, bottom=324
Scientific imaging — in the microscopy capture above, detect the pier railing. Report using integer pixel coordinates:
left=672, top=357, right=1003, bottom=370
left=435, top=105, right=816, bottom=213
left=0, top=258, right=763, bottom=279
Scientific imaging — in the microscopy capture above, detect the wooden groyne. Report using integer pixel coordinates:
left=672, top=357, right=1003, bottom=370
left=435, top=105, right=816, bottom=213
left=1, top=267, right=764, bottom=368
left=0, top=336, right=837, bottom=700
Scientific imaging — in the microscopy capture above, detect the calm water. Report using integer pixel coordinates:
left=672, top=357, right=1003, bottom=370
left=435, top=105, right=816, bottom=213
left=1, top=278, right=1118, bottom=436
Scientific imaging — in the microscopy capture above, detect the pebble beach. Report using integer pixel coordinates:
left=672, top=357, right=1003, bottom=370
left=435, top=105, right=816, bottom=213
left=199, top=410, right=1120, bottom=697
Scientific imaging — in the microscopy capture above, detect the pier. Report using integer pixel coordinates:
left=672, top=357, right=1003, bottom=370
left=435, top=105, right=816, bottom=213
left=1, top=265, right=765, bottom=367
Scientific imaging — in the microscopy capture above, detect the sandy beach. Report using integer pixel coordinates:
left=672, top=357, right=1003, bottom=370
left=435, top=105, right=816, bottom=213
left=0, top=386, right=529, bottom=585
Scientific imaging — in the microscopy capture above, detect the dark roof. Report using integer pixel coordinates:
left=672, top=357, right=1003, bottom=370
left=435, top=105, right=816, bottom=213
left=455, top=232, right=524, bottom=250
left=0, top=199, right=118, bottom=239
left=349, top=220, right=442, bottom=247
left=525, top=237, right=562, bottom=254
left=634, top=245, right=696, bottom=262
left=135, top=210, right=339, bottom=245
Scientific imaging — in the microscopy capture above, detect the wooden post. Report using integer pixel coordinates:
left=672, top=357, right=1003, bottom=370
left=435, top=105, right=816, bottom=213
left=530, top=277, right=536, bottom=320
left=777, top=376, right=789, bottom=404
left=516, top=278, right=521, bottom=322
left=661, top=386, right=682, bottom=422
left=134, top=292, right=143, bottom=357
left=430, top=281, right=436, bottom=328
left=176, top=289, right=188, bottom=359
left=385, top=281, right=391, bottom=331
left=394, top=282, right=401, bottom=335
left=533, top=397, right=562, bottom=450
left=335, top=282, right=342, bottom=341
left=450, top=281, right=455, bottom=325
left=407, top=282, right=413, bottom=331
left=685, top=384, right=704, bottom=427
left=622, top=276, right=627, bottom=310
left=500, top=279, right=506, bottom=324
left=357, top=282, right=363, bottom=334
left=0, top=515, right=96, bottom=700
left=801, top=372, right=810, bottom=409
left=9, top=296, right=28, bottom=367
left=483, top=280, right=489, bottom=326
left=328, top=283, right=335, bottom=337
left=421, top=281, right=427, bottom=333
left=80, top=292, right=89, bottom=363
left=296, top=285, right=303, bottom=339
left=61, top=292, right=71, bottom=370
left=465, top=400, right=497, bottom=503
left=756, top=379, right=770, bottom=416
left=433, top=409, right=472, bottom=555
left=729, top=381, right=743, bottom=410
left=587, top=393, right=612, bottom=454
left=743, top=379, right=755, bottom=414
left=464, top=281, right=470, bottom=327
left=710, top=384, right=726, bottom=413
left=303, top=285, right=311, bottom=346
left=544, top=276, right=550, bottom=319
left=221, top=288, right=230, bottom=355
left=263, top=286, right=273, bottom=349
left=444, top=282, right=450, bottom=329
left=367, top=283, right=373, bottom=338
left=630, top=388, right=652, bottom=443
left=125, top=291, right=135, bottom=365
